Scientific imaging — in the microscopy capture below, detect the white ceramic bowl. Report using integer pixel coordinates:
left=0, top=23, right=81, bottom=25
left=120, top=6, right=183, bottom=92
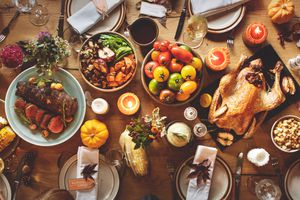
left=270, top=115, right=300, bottom=153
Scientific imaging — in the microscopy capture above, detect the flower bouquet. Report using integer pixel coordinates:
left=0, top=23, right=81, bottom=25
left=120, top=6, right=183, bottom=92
left=24, top=32, right=70, bottom=76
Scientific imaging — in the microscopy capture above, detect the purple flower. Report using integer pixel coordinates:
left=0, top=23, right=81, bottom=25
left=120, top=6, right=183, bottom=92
left=37, top=31, right=51, bottom=42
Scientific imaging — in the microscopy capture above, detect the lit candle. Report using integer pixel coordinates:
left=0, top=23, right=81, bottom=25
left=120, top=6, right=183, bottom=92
left=243, top=23, right=268, bottom=47
left=117, top=93, right=140, bottom=115
left=91, top=98, right=109, bottom=115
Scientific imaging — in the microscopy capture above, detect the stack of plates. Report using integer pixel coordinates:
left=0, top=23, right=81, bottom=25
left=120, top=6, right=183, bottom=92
left=59, top=154, right=120, bottom=200
left=285, top=159, right=300, bottom=200
left=0, top=174, right=11, bottom=200
left=66, top=0, right=125, bottom=36
left=187, top=0, right=246, bottom=34
left=175, top=156, right=232, bottom=200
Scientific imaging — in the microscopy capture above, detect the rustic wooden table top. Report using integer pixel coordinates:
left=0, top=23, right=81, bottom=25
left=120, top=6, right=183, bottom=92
left=0, top=0, right=300, bottom=200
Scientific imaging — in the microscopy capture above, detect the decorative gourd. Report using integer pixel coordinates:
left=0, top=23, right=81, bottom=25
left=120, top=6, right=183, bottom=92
left=205, top=47, right=230, bottom=71
left=268, top=0, right=295, bottom=24
left=80, top=119, right=109, bottom=149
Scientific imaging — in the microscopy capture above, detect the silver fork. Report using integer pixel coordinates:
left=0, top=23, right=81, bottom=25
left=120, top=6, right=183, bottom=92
left=166, top=160, right=178, bottom=200
left=271, top=157, right=284, bottom=193
left=0, top=10, right=20, bottom=43
left=227, top=29, right=235, bottom=49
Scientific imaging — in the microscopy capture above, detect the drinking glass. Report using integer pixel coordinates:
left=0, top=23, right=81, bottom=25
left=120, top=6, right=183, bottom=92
left=29, top=0, right=49, bottom=26
left=14, top=0, right=36, bottom=13
left=183, top=15, right=208, bottom=49
left=247, top=177, right=282, bottom=200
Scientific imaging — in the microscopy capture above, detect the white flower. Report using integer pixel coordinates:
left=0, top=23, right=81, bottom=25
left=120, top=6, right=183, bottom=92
left=247, top=148, right=270, bottom=167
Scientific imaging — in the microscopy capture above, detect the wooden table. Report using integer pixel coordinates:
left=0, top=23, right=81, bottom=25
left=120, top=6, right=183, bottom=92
left=0, top=0, right=300, bottom=199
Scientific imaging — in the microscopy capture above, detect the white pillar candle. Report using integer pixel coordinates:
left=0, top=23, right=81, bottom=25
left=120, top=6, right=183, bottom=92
left=91, top=98, right=109, bottom=115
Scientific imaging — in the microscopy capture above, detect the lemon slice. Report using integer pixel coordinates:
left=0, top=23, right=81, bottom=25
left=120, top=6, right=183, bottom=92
left=200, top=93, right=212, bottom=108
left=0, top=158, right=4, bottom=174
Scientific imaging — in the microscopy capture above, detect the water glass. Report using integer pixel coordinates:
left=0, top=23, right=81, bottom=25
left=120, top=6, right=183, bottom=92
left=29, top=0, right=49, bottom=26
left=14, top=0, right=36, bottom=13
left=255, top=179, right=282, bottom=200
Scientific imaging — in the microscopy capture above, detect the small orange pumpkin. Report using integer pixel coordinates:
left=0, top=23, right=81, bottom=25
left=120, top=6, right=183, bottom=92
left=205, top=47, right=230, bottom=71
left=80, top=119, right=109, bottom=149
left=268, top=0, right=295, bottom=24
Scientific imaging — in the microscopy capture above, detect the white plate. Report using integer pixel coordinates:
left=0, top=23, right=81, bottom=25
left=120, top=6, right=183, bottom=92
left=175, top=156, right=232, bottom=200
left=285, top=159, right=300, bottom=200
left=0, top=174, right=12, bottom=200
left=187, top=0, right=246, bottom=33
left=59, top=154, right=120, bottom=200
left=66, top=0, right=125, bottom=36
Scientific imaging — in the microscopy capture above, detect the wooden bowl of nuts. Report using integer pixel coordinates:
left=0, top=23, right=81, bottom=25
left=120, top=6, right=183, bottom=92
left=79, top=32, right=138, bottom=92
left=271, top=115, right=300, bottom=153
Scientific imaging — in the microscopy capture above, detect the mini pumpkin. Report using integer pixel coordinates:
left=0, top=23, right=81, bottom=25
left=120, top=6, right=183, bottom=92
left=268, top=0, right=295, bottom=24
left=80, top=119, right=109, bottom=149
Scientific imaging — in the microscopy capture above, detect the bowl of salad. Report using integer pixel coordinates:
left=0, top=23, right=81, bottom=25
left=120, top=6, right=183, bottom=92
left=79, top=32, right=138, bottom=92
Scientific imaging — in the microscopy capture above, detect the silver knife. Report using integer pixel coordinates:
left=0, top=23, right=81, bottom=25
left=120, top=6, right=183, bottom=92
left=57, top=0, right=65, bottom=38
left=174, top=0, right=186, bottom=41
left=235, top=152, right=244, bottom=200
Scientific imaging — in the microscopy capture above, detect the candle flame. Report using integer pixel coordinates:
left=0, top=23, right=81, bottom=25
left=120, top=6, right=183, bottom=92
left=254, top=26, right=262, bottom=35
left=127, top=100, right=133, bottom=108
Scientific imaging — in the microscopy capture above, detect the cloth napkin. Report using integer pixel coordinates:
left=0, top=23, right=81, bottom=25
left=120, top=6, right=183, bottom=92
left=67, top=0, right=124, bottom=34
left=186, top=145, right=218, bottom=200
left=76, top=146, right=99, bottom=200
left=191, top=0, right=251, bottom=17
left=140, top=1, right=167, bottom=18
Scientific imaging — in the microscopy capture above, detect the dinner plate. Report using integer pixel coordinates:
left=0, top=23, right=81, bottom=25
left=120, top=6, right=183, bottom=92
left=285, top=159, right=300, bottom=200
left=66, top=0, right=125, bottom=36
left=187, top=0, right=246, bottom=33
left=5, top=67, right=86, bottom=147
left=0, top=174, right=12, bottom=200
left=59, top=154, right=120, bottom=200
left=175, top=156, right=232, bottom=200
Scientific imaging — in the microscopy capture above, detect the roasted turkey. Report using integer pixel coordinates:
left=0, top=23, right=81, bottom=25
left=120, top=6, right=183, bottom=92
left=208, top=55, right=287, bottom=138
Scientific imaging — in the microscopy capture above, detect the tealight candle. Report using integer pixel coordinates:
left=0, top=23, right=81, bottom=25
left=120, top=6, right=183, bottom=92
left=243, top=23, right=268, bottom=47
left=117, top=93, right=140, bottom=115
left=91, top=98, right=109, bottom=115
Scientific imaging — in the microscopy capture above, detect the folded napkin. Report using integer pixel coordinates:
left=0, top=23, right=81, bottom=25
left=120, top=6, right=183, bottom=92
left=186, top=145, right=218, bottom=200
left=67, top=0, right=124, bottom=34
left=140, top=2, right=167, bottom=18
left=191, top=0, right=250, bottom=17
left=76, top=146, right=99, bottom=200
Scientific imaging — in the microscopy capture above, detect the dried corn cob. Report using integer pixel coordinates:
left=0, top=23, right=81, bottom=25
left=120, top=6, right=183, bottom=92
left=0, top=126, right=16, bottom=152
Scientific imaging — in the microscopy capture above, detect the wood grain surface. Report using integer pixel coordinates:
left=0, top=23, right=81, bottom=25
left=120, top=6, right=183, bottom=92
left=0, top=0, right=300, bottom=199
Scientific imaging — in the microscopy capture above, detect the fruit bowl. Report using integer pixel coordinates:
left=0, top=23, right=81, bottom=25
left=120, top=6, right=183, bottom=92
left=141, top=41, right=204, bottom=106
left=79, top=31, right=138, bottom=92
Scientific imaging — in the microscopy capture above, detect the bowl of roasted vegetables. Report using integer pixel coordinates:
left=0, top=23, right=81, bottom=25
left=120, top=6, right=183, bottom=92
left=141, top=40, right=204, bottom=106
left=79, top=32, right=137, bottom=92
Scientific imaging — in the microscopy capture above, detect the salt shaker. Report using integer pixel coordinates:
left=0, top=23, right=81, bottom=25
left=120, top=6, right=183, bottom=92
left=184, top=107, right=198, bottom=121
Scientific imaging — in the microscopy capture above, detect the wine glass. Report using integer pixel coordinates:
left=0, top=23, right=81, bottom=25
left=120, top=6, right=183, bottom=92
left=247, top=177, right=282, bottom=200
left=183, top=15, right=208, bottom=49
left=29, top=0, right=49, bottom=26
left=14, top=0, right=36, bottom=13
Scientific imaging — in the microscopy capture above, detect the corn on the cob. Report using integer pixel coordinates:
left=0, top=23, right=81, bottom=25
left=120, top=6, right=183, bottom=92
left=0, top=126, right=16, bottom=152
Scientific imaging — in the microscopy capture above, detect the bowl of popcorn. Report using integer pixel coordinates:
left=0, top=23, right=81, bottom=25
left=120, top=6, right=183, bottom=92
left=271, top=115, right=300, bottom=153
